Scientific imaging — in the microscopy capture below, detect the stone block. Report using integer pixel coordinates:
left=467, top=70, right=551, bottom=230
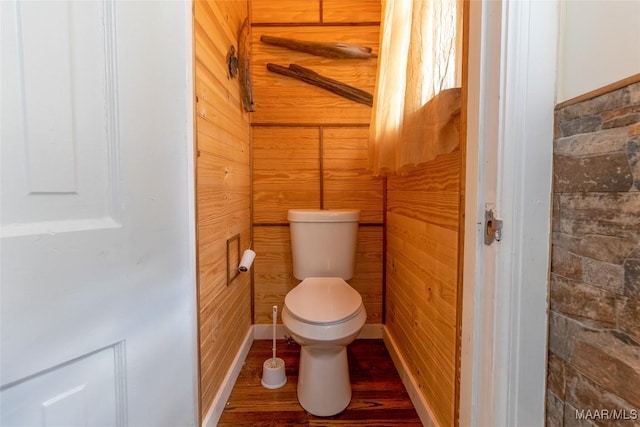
left=558, top=86, right=632, bottom=123
left=548, top=352, right=566, bottom=399
left=555, top=110, right=564, bottom=140
left=577, top=235, right=637, bottom=265
left=552, top=245, right=584, bottom=281
left=553, top=231, right=579, bottom=249
left=564, top=402, right=599, bottom=427
left=574, top=235, right=638, bottom=265
left=550, top=274, right=617, bottom=327
left=554, top=127, right=630, bottom=157
left=554, top=152, right=633, bottom=193
left=546, top=391, right=565, bottom=427
left=553, top=193, right=562, bottom=232
left=628, top=137, right=640, bottom=191
left=616, top=296, right=640, bottom=344
left=558, top=192, right=640, bottom=240
left=600, top=104, right=640, bottom=123
left=560, top=115, right=603, bottom=138
left=565, top=364, right=638, bottom=427
left=628, top=123, right=640, bottom=137
left=554, top=232, right=636, bottom=268
left=549, top=312, right=570, bottom=360
left=548, top=312, right=592, bottom=362
left=601, top=113, right=640, bottom=130
left=582, top=257, right=624, bottom=294
left=559, top=86, right=635, bottom=121
left=624, top=246, right=640, bottom=297
left=630, top=82, right=640, bottom=104
left=570, top=329, right=640, bottom=408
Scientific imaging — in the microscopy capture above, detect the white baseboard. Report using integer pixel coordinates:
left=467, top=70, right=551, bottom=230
left=201, top=327, right=254, bottom=427
left=383, top=326, right=438, bottom=427
left=357, top=323, right=383, bottom=339
left=252, top=323, right=384, bottom=340
left=253, top=324, right=289, bottom=340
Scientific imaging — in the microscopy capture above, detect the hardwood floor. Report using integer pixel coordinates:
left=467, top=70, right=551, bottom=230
left=218, top=339, right=422, bottom=426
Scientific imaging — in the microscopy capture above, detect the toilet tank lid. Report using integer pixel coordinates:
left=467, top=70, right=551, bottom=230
left=287, top=209, right=360, bottom=223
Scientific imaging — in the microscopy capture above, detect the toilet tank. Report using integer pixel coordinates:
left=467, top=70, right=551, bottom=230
left=288, top=209, right=360, bottom=280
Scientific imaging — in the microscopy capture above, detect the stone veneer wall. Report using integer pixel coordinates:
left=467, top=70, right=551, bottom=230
left=546, top=79, right=640, bottom=426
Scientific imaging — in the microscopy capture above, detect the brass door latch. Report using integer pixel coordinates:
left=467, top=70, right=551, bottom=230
left=485, top=209, right=503, bottom=245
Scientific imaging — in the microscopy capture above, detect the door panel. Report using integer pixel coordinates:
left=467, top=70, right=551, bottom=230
left=1, top=1, right=197, bottom=425
left=2, top=1, right=118, bottom=232
left=1, top=343, right=125, bottom=427
left=1, top=0, right=123, bottom=385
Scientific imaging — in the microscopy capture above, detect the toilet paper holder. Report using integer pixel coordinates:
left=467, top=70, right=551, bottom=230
left=226, top=234, right=256, bottom=286
left=226, top=234, right=241, bottom=286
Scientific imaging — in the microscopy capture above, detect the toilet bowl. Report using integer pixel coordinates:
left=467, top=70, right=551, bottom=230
left=282, top=277, right=366, bottom=416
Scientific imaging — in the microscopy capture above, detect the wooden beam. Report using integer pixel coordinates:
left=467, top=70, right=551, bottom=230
left=260, top=35, right=377, bottom=59
left=266, top=63, right=373, bottom=106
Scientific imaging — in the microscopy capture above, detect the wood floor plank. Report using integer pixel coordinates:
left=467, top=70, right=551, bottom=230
left=218, top=339, right=422, bottom=426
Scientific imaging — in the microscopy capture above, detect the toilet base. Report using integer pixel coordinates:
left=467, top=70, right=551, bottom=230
left=297, top=345, right=351, bottom=416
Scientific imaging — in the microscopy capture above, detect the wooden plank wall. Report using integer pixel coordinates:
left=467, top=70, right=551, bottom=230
left=250, top=0, right=383, bottom=324
left=194, top=0, right=252, bottom=420
left=386, top=151, right=461, bottom=427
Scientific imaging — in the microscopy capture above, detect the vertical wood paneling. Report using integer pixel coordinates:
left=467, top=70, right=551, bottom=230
left=351, top=226, right=384, bottom=323
left=323, top=127, right=384, bottom=223
left=251, top=25, right=379, bottom=124
left=321, top=0, right=381, bottom=23
left=253, top=225, right=296, bottom=324
left=386, top=151, right=461, bottom=427
left=251, top=0, right=320, bottom=24
left=250, top=1, right=383, bottom=325
left=194, top=0, right=252, bottom=420
left=386, top=151, right=460, bottom=231
left=253, top=127, right=320, bottom=223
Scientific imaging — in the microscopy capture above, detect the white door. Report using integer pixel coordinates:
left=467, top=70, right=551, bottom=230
left=1, top=1, right=197, bottom=426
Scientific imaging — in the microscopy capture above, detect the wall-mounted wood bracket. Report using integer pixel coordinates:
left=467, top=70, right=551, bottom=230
left=266, top=63, right=373, bottom=106
left=226, top=234, right=241, bottom=286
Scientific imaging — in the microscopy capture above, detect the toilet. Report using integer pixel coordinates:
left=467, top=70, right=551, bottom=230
left=282, top=209, right=366, bottom=417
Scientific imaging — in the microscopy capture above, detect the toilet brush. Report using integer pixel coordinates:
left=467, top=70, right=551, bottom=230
left=270, top=305, right=277, bottom=367
left=261, top=305, right=287, bottom=389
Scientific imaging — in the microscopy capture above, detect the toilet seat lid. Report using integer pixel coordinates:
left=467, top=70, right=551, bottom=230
left=285, top=277, right=363, bottom=324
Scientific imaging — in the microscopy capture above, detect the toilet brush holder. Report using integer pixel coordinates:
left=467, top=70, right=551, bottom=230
left=262, top=305, right=286, bottom=389
left=261, top=357, right=286, bottom=389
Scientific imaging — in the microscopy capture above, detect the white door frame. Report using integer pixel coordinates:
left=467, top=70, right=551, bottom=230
left=459, top=1, right=559, bottom=426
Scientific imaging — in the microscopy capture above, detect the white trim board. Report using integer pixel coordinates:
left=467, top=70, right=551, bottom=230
left=459, top=0, right=558, bottom=426
left=184, top=0, right=199, bottom=422
left=383, top=326, right=437, bottom=427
